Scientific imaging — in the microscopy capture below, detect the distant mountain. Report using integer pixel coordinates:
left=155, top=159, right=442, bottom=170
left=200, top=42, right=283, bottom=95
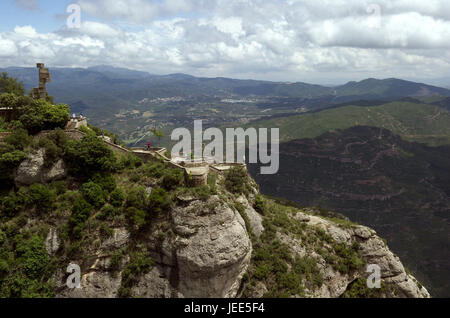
left=334, top=78, right=450, bottom=100
left=247, top=101, right=450, bottom=146
left=2, top=66, right=450, bottom=113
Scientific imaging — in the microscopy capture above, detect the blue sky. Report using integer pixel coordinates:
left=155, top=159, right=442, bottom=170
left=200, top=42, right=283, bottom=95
left=1, top=0, right=450, bottom=85
left=0, top=0, right=74, bottom=33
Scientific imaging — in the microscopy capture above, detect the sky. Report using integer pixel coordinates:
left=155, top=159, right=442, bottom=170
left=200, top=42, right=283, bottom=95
left=1, top=0, right=450, bottom=85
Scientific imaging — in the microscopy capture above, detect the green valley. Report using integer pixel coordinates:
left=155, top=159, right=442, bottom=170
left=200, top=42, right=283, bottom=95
left=248, top=101, right=450, bottom=146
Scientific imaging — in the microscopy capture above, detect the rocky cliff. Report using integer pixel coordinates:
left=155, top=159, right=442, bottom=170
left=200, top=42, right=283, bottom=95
left=52, top=176, right=428, bottom=298
left=1, top=135, right=429, bottom=298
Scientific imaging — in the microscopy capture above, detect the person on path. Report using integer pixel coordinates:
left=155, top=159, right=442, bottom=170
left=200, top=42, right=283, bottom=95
left=147, top=141, right=151, bottom=151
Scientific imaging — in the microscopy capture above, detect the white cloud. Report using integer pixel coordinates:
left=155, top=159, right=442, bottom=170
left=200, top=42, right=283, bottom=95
left=1, top=0, right=450, bottom=83
left=0, top=37, right=18, bottom=57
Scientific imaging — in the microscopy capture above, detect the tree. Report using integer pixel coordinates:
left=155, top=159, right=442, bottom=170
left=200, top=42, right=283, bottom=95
left=151, top=128, right=164, bottom=142
left=18, top=99, right=70, bottom=134
left=224, top=166, right=250, bottom=195
left=64, top=135, right=117, bottom=178
left=0, top=73, right=25, bottom=96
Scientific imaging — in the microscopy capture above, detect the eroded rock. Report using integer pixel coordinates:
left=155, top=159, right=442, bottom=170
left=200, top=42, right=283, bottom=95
left=15, top=149, right=67, bottom=186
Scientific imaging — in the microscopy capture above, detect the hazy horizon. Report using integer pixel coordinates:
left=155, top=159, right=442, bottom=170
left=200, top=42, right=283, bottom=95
left=1, top=1, right=450, bottom=86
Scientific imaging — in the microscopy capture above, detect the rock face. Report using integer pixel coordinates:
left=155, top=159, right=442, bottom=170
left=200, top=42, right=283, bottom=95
left=281, top=212, right=430, bottom=298
left=57, top=196, right=252, bottom=298
left=15, top=149, right=67, bottom=186
left=45, top=228, right=60, bottom=256
left=53, top=174, right=427, bottom=299
left=237, top=195, right=264, bottom=238
left=169, top=196, right=252, bottom=297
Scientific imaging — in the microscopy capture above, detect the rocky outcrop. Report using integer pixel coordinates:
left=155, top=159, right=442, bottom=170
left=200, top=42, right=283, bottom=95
left=280, top=212, right=430, bottom=298
left=237, top=195, right=264, bottom=238
left=56, top=196, right=252, bottom=299
left=45, top=228, right=60, bottom=256
left=14, top=149, right=67, bottom=186
left=143, top=195, right=252, bottom=298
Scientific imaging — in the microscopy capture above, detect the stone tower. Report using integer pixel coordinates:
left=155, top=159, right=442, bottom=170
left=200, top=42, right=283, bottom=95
left=31, top=63, right=51, bottom=99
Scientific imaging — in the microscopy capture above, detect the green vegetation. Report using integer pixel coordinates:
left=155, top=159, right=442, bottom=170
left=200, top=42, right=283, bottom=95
left=81, top=182, right=107, bottom=209
left=118, top=248, right=155, bottom=297
left=0, top=232, right=54, bottom=297
left=249, top=102, right=450, bottom=146
left=242, top=197, right=323, bottom=297
left=342, top=277, right=390, bottom=298
left=250, top=124, right=450, bottom=297
left=253, top=195, right=266, bottom=215
left=0, top=72, right=25, bottom=96
left=109, top=188, right=125, bottom=207
left=18, top=99, right=69, bottom=134
left=69, top=196, right=93, bottom=239
left=224, top=166, right=251, bottom=195
left=241, top=195, right=367, bottom=297
left=64, top=135, right=117, bottom=178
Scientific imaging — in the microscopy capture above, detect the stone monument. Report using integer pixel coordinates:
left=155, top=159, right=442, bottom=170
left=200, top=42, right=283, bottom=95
left=31, top=63, right=51, bottom=100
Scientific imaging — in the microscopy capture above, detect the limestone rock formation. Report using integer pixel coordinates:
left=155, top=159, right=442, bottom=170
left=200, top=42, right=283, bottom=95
left=237, top=195, right=264, bottom=238
left=14, top=149, right=67, bottom=186
left=57, top=196, right=252, bottom=298
left=276, top=212, right=430, bottom=298
left=45, top=228, right=60, bottom=256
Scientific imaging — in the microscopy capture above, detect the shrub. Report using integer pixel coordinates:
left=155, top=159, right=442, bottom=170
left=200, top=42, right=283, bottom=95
left=0, top=150, right=27, bottom=170
left=254, top=195, right=266, bottom=215
left=144, top=162, right=165, bottom=178
left=46, top=128, right=68, bottom=148
left=109, top=249, right=124, bottom=272
left=96, top=204, right=120, bottom=221
left=118, top=153, right=143, bottom=170
left=28, top=183, right=56, bottom=213
left=126, top=186, right=147, bottom=210
left=126, top=207, right=147, bottom=232
left=342, top=277, right=386, bottom=298
left=4, top=127, right=32, bottom=150
left=110, top=188, right=125, bottom=207
left=0, top=73, right=25, bottom=96
left=64, top=135, right=117, bottom=178
left=224, top=166, right=250, bottom=195
left=18, top=100, right=70, bottom=134
left=81, top=181, right=106, bottom=209
left=193, top=185, right=213, bottom=201
left=148, top=188, right=171, bottom=216
left=50, top=180, right=67, bottom=195
left=162, top=168, right=184, bottom=190
left=37, top=137, right=62, bottom=167
left=130, top=172, right=141, bottom=183
left=89, top=173, right=116, bottom=193
left=69, top=197, right=93, bottom=238
left=15, top=235, right=50, bottom=280
left=118, top=249, right=154, bottom=297
left=0, top=191, right=24, bottom=218
left=99, top=224, right=114, bottom=239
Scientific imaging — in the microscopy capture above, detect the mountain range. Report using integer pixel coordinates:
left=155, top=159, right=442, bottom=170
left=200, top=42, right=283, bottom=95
left=2, top=65, right=450, bottom=113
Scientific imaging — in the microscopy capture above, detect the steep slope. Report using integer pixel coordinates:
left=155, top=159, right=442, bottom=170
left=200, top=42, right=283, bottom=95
left=0, top=124, right=429, bottom=298
left=249, top=126, right=450, bottom=297
left=248, top=101, right=450, bottom=146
